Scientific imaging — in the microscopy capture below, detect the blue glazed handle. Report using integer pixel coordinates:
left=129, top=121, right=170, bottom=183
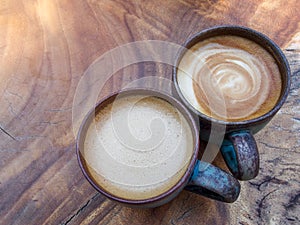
left=221, top=130, right=259, bottom=180
left=184, top=161, right=240, bottom=203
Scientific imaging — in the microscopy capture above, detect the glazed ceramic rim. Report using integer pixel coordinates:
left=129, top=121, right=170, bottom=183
left=173, top=25, right=291, bottom=126
left=76, top=88, right=199, bottom=206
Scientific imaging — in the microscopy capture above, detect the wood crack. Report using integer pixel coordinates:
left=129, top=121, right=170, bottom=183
left=249, top=176, right=288, bottom=191
left=259, top=142, right=290, bottom=151
left=257, top=189, right=278, bottom=219
left=285, top=48, right=300, bottom=52
left=292, top=117, right=300, bottom=122
left=0, top=125, right=16, bottom=140
left=285, top=192, right=300, bottom=209
left=62, top=193, right=100, bottom=225
left=176, top=206, right=195, bottom=221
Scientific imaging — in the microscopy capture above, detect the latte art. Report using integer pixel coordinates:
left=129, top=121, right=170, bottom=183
left=178, top=35, right=282, bottom=121
left=193, top=43, right=270, bottom=120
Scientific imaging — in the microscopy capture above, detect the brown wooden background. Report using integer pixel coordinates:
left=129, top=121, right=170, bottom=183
left=0, top=0, right=299, bottom=224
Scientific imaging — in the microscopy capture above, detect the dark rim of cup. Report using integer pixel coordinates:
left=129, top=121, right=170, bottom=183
left=173, top=25, right=291, bottom=126
left=76, top=88, right=199, bottom=206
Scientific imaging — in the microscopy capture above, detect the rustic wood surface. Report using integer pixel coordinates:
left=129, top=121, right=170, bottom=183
left=0, top=0, right=299, bottom=224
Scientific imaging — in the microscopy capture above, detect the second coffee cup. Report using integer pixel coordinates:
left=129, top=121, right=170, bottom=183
left=173, top=25, right=290, bottom=180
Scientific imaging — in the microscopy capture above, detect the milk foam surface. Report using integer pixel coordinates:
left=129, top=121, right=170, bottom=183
left=82, top=95, right=194, bottom=200
left=177, top=35, right=282, bottom=121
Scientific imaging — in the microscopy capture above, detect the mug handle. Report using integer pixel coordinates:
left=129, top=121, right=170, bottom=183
left=184, top=161, right=240, bottom=203
left=220, top=130, right=259, bottom=180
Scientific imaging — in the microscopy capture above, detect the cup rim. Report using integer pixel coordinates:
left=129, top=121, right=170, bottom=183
left=172, top=25, right=291, bottom=126
left=76, top=88, right=199, bottom=206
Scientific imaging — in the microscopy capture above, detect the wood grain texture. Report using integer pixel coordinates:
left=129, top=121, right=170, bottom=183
left=0, top=0, right=299, bottom=224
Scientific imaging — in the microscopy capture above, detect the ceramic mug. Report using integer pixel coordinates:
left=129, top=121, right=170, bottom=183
left=173, top=25, right=291, bottom=180
left=76, top=89, right=240, bottom=207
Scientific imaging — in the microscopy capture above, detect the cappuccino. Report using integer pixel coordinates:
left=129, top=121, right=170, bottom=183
left=177, top=35, right=282, bottom=121
left=81, top=95, right=194, bottom=200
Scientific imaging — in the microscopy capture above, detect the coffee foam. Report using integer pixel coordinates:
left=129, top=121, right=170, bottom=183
left=82, top=95, right=194, bottom=200
left=177, top=35, right=282, bottom=121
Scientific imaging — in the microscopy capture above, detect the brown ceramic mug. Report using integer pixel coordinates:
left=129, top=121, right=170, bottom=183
left=173, top=25, right=290, bottom=180
left=76, top=89, right=240, bottom=207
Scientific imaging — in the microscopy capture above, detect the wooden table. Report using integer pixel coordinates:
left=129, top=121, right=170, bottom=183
left=1, top=0, right=299, bottom=224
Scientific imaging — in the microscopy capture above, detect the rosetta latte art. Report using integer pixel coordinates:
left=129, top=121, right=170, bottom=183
left=192, top=43, right=270, bottom=120
left=177, top=35, right=282, bottom=122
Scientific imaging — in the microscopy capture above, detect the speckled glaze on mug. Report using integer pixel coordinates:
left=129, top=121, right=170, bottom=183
left=76, top=89, right=240, bottom=208
left=173, top=25, right=291, bottom=181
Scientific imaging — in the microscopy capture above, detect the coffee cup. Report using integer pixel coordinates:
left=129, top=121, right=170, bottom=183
left=76, top=89, right=240, bottom=207
left=173, top=25, right=290, bottom=180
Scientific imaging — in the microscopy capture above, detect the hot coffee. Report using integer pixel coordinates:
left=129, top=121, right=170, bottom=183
left=81, top=94, right=194, bottom=200
left=177, top=35, right=282, bottom=121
